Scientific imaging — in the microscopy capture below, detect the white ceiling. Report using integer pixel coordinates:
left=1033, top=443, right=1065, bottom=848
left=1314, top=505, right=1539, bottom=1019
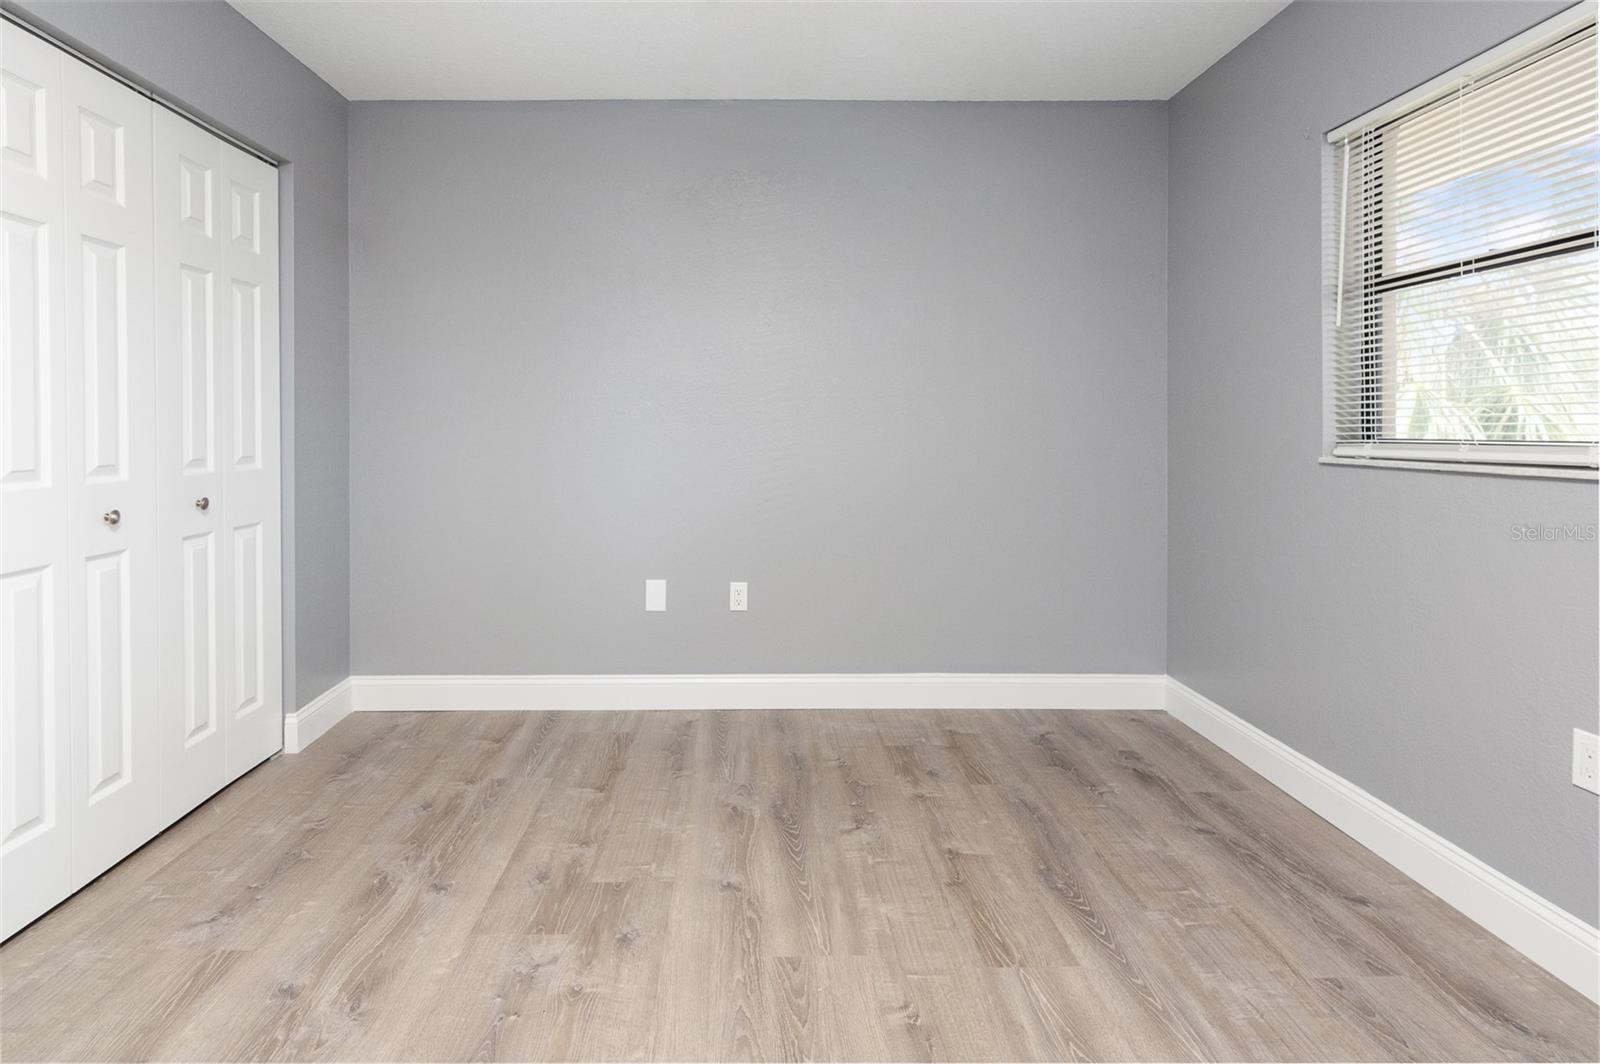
left=227, top=0, right=1291, bottom=102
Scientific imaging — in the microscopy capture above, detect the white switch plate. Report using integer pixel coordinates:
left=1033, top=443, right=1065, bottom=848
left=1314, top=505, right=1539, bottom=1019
left=729, top=581, right=748, bottom=611
left=1574, top=728, right=1599, bottom=795
left=645, top=579, right=666, bottom=612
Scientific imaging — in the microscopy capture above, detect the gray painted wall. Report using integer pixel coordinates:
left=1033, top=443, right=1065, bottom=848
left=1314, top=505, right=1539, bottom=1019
left=349, top=101, right=1168, bottom=676
left=1168, top=0, right=1598, bottom=922
left=12, top=0, right=351, bottom=708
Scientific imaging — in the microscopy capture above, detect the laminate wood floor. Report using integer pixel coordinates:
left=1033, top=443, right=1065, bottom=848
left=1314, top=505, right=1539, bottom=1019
left=2, top=710, right=1595, bottom=1062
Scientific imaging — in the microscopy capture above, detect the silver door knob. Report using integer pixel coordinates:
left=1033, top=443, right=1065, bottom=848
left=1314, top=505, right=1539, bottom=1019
left=195, top=496, right=210, bottom=512
left=102, top=509, right=121, bottom=526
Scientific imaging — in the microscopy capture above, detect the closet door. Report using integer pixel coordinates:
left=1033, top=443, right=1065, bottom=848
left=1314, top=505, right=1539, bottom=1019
left=219, top=146, right=280, bottom=776
left=154, top=107, right=233, bottom=814
left=60, top=55, right=160, bottom=885
left=3, top=29, right=280, bottom=939
left=0, top=23, right=71, bottom=938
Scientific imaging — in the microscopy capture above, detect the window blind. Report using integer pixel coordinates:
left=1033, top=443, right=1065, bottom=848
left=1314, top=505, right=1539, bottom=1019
left=1328, top=19, right=1599, bottom=468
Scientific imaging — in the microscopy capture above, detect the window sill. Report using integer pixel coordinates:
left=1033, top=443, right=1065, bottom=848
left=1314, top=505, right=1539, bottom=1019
left=1319, top=456, right=1598, bottom=481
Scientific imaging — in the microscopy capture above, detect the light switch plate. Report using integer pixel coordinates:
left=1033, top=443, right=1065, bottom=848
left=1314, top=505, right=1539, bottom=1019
left=645, top=579, right=666, bottom=612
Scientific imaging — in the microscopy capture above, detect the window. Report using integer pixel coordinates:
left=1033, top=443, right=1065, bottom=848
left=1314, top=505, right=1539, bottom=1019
left=1327, top=10, right=1599, bottom=473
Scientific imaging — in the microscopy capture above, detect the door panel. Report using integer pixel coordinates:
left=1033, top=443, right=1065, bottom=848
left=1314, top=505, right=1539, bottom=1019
left=179, top=265, right=215, bottom=472
left=232, top=522, right=263, bottom=720
left=2, top=213, right=49, bottom=487
left=0, top=22, right=70, bottom=939
left=155, top=107, right=233, bottom=816
left=0, top=568, right=56, bottom=842
left=81, top=237, right=128, bottom=481
left=231, top=280, right=260, bottom=470
left=220, top=148, right=279, bottom=775
left=61, top=55, right=158, bottom=885
left=181, top=530, right=217, bottom=744
left=178, top=156, right=212, bottom=236
left=83, top=548, right=130, bottom=797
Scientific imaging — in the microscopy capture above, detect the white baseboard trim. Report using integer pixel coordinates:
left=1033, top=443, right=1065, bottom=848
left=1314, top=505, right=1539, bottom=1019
left=283, top=678, right=353, bottom=754
left=349, top=672, right=1168, bottom=713
left=1166, top=677, right=1600, bottom=1003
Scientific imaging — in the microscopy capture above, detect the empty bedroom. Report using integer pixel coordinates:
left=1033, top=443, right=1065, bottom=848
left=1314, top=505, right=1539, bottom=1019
left=0, top=0, right=1597, bottom=1060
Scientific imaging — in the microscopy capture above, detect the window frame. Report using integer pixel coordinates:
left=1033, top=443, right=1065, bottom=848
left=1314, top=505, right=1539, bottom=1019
left=1323, top=4, right=1600, bottom=478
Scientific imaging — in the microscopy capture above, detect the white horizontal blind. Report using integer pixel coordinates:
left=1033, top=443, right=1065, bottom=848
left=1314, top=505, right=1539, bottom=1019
left=1329, top=21, right=1599, bottom=467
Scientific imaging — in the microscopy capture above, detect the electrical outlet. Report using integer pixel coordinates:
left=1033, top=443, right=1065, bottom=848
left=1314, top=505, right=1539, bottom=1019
left=1574, top=729, right=1599, bottom=795
left=729, top=581, right=748, bottom=611
left=645, top=579, right=666, bottom=612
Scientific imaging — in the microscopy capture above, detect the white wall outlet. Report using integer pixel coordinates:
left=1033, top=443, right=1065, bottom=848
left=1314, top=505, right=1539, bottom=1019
left=1573, top=728, right=1599, bottom=795
left=729, top=581, right=748, bottom=611
left=645, top=579, right=666, bottom=612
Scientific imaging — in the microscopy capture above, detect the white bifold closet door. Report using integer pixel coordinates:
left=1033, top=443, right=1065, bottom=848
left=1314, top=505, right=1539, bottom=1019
left=153, top=107, right=281, bottom=812
left=1, top=23, right=77, bottom=939
left=61, top=38, right=162, bottom=886
left=1, top=22, right=280, bottom=940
